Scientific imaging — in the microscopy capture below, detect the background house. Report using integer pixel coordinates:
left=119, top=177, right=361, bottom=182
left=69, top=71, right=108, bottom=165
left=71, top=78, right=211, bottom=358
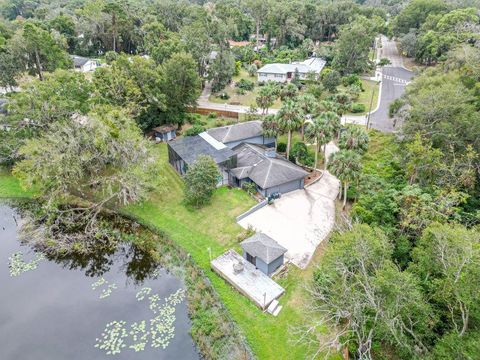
left=71, top=55, right=100, bottom=72
left=153, top=124, right=177, bottom=142
left=257, top=57, right=326, bottom=83
left=240, top=233, right=287, bottom=276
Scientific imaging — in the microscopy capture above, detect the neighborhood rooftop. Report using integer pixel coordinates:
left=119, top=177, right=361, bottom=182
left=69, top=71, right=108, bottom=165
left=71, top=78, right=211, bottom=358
left=168, top=134, right=234, bottom=165
left=240, top=233, right=287, bottom=264
left=207, top=120, right=264, bottom=144
left=231, top=143, right=309, bottom=189
left=71, top=55, right=91, bottom=67
left=258, top=57, right=326, bottom=75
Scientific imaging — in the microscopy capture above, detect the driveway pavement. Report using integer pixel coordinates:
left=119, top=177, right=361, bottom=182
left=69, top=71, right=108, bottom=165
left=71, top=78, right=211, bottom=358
left=238, top=170, right=340, bottom=269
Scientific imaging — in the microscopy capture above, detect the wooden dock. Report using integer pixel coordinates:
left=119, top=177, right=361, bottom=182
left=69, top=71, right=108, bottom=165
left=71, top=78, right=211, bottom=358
left=211, top=250, right=285, bottom=310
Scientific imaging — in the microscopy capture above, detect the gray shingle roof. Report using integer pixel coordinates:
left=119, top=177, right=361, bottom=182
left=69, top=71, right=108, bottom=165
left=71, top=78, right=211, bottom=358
left=71, top=55, right=90, bottom=68
left=168, top=135, right=234, bottom=165
left=241, top=233, right=287, bottom=264
left=257, top=57, right=326, bottom=75
left=207, top=120, right=263, bottom=144
left=231, top=143, right=308, bottom=189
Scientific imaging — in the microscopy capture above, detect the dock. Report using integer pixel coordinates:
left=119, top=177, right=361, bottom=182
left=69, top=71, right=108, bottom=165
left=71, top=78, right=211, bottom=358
left=211, top=250, right=285, bottom=310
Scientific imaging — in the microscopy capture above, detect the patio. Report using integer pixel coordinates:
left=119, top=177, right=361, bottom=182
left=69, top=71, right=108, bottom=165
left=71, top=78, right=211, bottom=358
left=211, top=250, right=285, bottom=310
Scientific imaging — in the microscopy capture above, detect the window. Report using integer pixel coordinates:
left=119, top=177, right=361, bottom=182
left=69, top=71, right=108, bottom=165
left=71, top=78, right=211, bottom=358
left=274, top=74, right=284, bottom=78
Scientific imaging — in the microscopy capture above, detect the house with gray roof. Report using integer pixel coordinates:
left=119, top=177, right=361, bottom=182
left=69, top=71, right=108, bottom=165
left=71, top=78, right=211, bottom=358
left=71, top=55, right=100, bottom=72
left=241, top=233, right=287, bottom=276
left=167, top=121, right=308, bottom=196
left=257, top=57, right=326, bottom=83
left=206, top=120, right=275, bottom=148
left=229, top=143, right=308, bottom=197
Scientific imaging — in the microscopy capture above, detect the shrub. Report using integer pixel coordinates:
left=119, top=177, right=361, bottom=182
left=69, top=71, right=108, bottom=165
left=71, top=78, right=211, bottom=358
left=218, top=92, right=230, bottom=100
left=342, top=74, right=363, bottom=89
left=247, top=64, right=257, bottom=77
left=235, top=87, right=246, bottom=95
left=291, top=142, right=308, bottom=163
left=322, top=69, right=341, bottom=93
left=234, top=60, right=241, bottom=76
left=192, top=118, right=207, bottom=126
left=351, top=103, right=366, bottom=113
left=242, top=182, right=257, bottom=195
left=389, top=98, right=405, bottom=118
left=104, top=51, right=118, bottom=64
left=184, top=125, right=205, bottom=136
left=207, top=112, right=217, bottom=120
left=184, top=155, right=220, bottom=207
left=277, top=142, right=287, bottom=153
left=236, top=78, right=255, bottom=91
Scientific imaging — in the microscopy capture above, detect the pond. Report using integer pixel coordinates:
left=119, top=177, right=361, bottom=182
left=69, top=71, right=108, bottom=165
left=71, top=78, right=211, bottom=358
left=0, top=204, right=199, bottom=360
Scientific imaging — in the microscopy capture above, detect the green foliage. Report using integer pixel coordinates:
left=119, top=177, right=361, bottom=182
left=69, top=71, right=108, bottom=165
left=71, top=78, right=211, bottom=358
left=339, top=125, right=369, bottom=154
left=393, top=0, right=448, bottom=35
left=388, top=98, right=404, bottom=118
left=184, top=155, right=220, bottom=207
left=276, top=142, right=287, bottom=153
left=241, top=181, right=257, bottom=195
left=321, top=69, right=341, bottom=93
left=235, top=78, right=254, bottom=91
left=350, top=103, right=365, bottom=113
left=183, top=125, right=205, bottom=136
left=246, top=63, right=257, bottom=77
left=234, top=60, right=241, bottom=76
left=210, top=50, right=235, bottom=93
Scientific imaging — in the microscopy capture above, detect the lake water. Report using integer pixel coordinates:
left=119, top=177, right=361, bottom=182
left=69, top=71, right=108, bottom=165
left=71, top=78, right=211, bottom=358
left=0, top=204, right=199, bottom=360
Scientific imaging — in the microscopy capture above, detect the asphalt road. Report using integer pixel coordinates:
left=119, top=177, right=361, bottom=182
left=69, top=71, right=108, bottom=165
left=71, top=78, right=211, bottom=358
left=368, top=37, right=414, bottom=132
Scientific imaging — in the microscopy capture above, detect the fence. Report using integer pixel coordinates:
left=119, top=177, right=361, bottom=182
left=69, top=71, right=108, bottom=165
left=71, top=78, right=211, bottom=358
left=188, top=107, right=239, bottom=120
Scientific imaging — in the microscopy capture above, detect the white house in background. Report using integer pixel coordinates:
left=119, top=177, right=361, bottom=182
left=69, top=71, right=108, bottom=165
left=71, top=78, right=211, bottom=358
left=71, top=55, right=100, bottom=72
left=257, top=57, right=326, bottom=83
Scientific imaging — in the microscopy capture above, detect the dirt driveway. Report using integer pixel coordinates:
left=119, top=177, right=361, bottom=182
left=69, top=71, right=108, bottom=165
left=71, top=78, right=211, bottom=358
left=238, top=171, right=340, bottom=269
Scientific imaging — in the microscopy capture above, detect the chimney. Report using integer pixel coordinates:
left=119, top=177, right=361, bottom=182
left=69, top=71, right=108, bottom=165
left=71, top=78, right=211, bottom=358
left=264, top=148, right=276, bottom=158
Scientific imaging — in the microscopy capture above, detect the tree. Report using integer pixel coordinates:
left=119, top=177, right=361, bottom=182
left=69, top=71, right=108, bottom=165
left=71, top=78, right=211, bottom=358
left=0, top=49, right=20, bottom=89
left=247, top=64, right=257, bottom=77
left=311, top=224, right=433, bottom=359
left=184, top=155, right=220, bottom=207
left=410, top=223, right=480, bottom=337
left=306, top=113, right=338, bottom=172
left=296, top=93, right=317, bottom=140
left=280, top=82, right=298, bottom=100
left=210, top=50, right=235, bottom=92
left=276, top=100, right=303, bottom=160
left=393, top=0, right=448, bottom=35
left=332, top=16, right=377, bottom=75
left=142, top=21, right=182, bottom=64
left=328, top=149, right=362, bottom=209
left=262, top=114, right=280, bottom=149
left=161, top=52, right=201, bottom=123
left=339, top=125, right=369, bottom=154
left=10, top=22, right=71, bottom=80
left=12, top=107, right=157, bottom=228
left=255, top=83, right=278, bottom=114
left=322, top=69, right=341, bottom=93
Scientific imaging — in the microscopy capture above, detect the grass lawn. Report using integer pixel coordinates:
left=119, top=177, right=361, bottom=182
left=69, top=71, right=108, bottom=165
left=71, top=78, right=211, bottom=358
left=209, top=69, right=282, bottom=109
left=340, top=79, right=379, bottom=116
left=0, top=167, right=36, bottom=198
left=0, top=145, right=340, bottom=359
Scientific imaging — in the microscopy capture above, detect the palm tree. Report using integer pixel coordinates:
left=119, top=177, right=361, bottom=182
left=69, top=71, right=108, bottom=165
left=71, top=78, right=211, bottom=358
left=297, top=93, right=318, bottom=140
left=262, top=114, right=280, bottom=150
left=276, top=100, right=303, bottom=160
left=328, top=150, right=362, bottom=210
left=306, top=116, right=333, bottom=173
left=339, top=125, right=369, bottom=154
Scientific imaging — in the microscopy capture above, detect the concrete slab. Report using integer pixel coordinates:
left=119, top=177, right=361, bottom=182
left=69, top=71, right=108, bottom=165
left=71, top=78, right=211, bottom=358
left=211, top=250, right=285, bottom=309
left=238, top=171, right=340, bottom=269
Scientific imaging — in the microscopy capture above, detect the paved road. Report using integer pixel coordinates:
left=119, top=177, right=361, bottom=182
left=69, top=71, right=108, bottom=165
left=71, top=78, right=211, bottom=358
left=368, top=36, right=413, bottom=132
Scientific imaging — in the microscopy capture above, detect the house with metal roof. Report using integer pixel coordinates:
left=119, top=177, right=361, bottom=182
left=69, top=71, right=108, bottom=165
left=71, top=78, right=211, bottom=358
left=257, top=57, right=326, bottom=83
left=71, top=55, right=100, bottom=72
left=229, top=143, right=308, bottom=197
left=206, top=120, right=275, bottom=149
left=240, top=233, right=287, bottom=276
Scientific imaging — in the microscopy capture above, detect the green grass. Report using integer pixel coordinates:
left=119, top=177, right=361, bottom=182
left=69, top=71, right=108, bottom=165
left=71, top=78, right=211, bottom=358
left=341, top=79, right=380, bottom=116
left=0, top=146, right=340, bottom=359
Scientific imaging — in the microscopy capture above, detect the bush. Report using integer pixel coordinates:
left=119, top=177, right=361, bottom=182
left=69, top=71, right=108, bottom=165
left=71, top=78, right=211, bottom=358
left=342, top=74, right=363, bottom=89
left=290, top=142, right=308, bottom=162
left=184, top=125, right=205, bottom=136
left=242, top=182, right=257, bottom=195
left=236, top=78, right=255, bottom=91
left=218, top=92, right=230, bottom=100
left=389, top=98, right=405, bottom=118
left=207, top=112, right=217, bottom=120
left=192, top=118, right=207, bottom=126
left=184, top=155, right=220, bottom=207
left=105, top=51, right=119, bottom=64
left=322, top=69, right=341, bottom=93
left=234, top=60, right=241, bottom=76
left=235, top=87, right=246, bottom=95
left=247, top=64, right=257, bottom=77
left=351, top=103, right=366, bottom=113
left=277, top=142, right=287, bottom=153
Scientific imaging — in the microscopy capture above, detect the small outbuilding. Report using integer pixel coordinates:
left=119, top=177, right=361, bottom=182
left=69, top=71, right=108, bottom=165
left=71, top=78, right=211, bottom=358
left=240, top=233, right=287, bottom=276
left=71, top=55, right=100, bottom=72
left=153, top=124, right=177, bottom=142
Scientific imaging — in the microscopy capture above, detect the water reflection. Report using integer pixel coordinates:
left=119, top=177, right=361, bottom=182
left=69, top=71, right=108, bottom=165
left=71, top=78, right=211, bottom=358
left=0, top=204, right=199, bottom=360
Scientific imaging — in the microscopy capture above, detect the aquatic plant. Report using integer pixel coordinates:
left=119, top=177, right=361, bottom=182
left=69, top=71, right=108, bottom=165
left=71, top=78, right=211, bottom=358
left=92, top=277, right=117, bottom=299
left=129, top=321, right=148, bottom=352
left=135, top=287, right=152, bottom=301
left=8, top=251, right=45, bottom=277
left=94, top=320, right=128, bottom=355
